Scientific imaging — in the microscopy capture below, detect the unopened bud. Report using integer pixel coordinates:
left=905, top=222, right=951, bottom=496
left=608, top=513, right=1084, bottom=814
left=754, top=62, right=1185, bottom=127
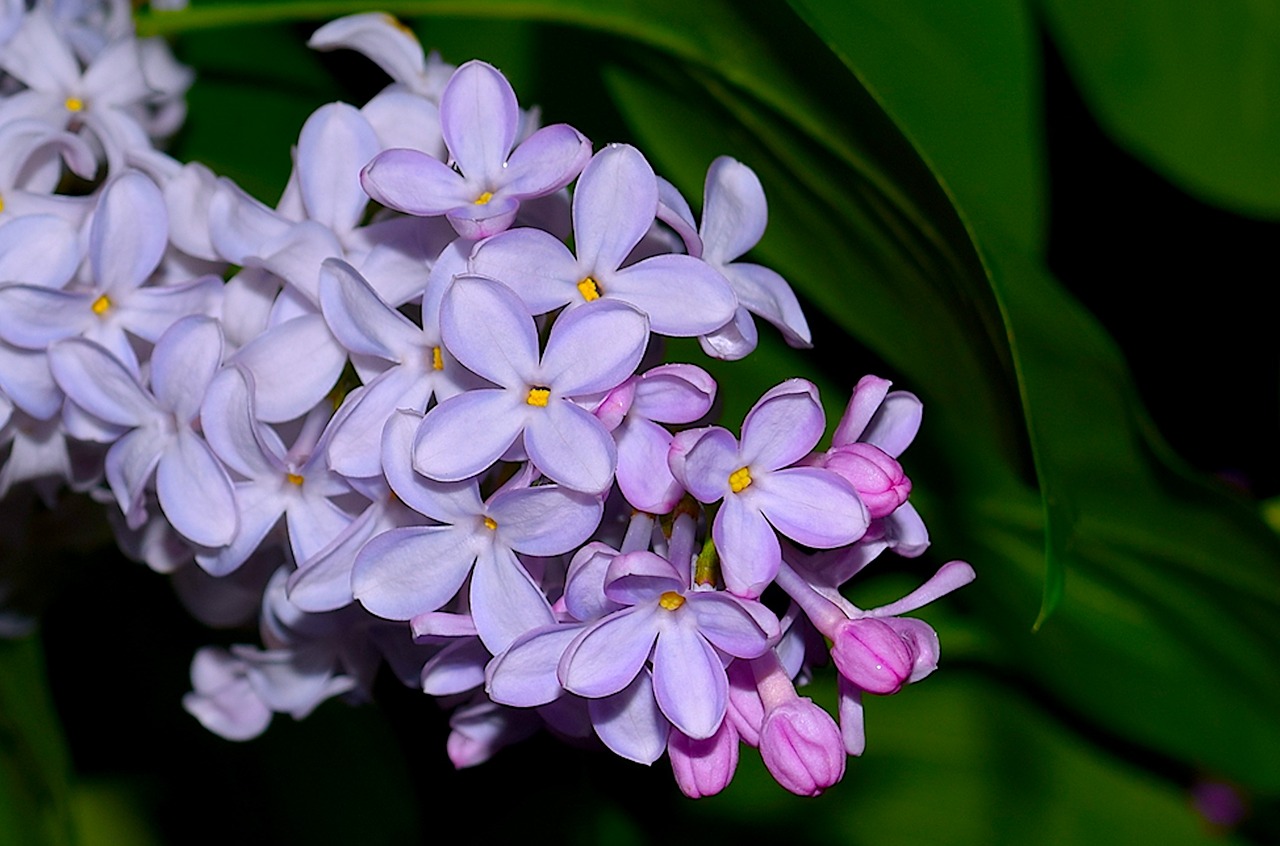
left=823, top=442, right=911, bottom=519
left=830, top=617, right=916, bottom=695
left=669, top=721, right=740, bottom=798
left=759, top=698, right=845, bottom=796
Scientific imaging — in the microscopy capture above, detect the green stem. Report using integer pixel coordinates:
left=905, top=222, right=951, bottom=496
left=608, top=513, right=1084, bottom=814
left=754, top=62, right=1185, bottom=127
left=136, top=1, right=676, bottom=38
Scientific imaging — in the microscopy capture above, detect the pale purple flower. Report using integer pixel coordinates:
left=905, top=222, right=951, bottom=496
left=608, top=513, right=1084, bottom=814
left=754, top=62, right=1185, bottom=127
left=0, top=118, right=96, bottom=223
left=361, top=60, right=590, bottom=240
left=446, top=696, right=541, bottom=769
left=602, top=363, right=716, bottom=513
left=308, top=13, right=454, bottom=103
left=469, top=144, right=737, bottom=336
left=557, top=548, right=777, bottom=740
left=413, top=275, right=648, bottom=494
left=696, top=156, right=810, bottom=359
left=318, top=257, right=476, bottom=480
left=182, top=647, right=273, bottom=741
left=354, top=408, right=601, bottom=653
left=47, top=317, right=236, bottom=547
left=672, top=379, right=870, bottom=597
left=0, top=170, right=222, bottom=372
left=0, top=8, right=159, bottom=172
left=197, top=366, right=357, bottom=575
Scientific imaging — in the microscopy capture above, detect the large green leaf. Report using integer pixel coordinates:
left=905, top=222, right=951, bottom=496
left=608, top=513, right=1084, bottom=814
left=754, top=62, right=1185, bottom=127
left=0, top=638, right=74, bottom=846
left=783, top=0, right=1280, bottom=791
left=696, top=673, right=1244, bottom=845
left=1038, top=0, right=1280, bottom=218
left=787, top=0, right=1046, bottom=252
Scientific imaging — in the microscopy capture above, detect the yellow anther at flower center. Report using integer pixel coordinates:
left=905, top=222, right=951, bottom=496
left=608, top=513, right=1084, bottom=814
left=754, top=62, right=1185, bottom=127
left=431, top=346, right=444, bottom=371
left=474, top=191, right=493, bottom=206
left=65, top=97, right=84, bottom=113
left=483, top=516, right=497, bottom=531
left=728, top=466, right=752, bottom=493
left=577, top=277, right=601, bottom=302
left=90, top=294, right=111, bottom=315
left=0, top=193, right=5, bottom=214
left=658, top=591, right=686, bottom=611
left=526, top=387, right=550, bottom=407
left=286, top=473, right=304, bottom=486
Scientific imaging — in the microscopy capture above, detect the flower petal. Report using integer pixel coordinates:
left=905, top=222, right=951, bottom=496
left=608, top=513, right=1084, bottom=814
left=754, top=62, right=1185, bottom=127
left=352, top=525, right=478, bottom=620
left=414, top=388, right=526, bottom=482
left=652, top=626, right=726, bottom=739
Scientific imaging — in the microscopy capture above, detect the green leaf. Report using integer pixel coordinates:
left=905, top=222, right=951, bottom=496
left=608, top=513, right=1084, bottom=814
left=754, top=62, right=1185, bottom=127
left=0, top=638, right=74, bottom=846
left=711, top=673, right=1249, bottom=845
left=780, top=0, right=1280, bottom=789
left=972, top=250, right=1280, bottom=790
left=1038, top=0, right=1280, bottom=218
left=785, top=0, right=1046, bottom=252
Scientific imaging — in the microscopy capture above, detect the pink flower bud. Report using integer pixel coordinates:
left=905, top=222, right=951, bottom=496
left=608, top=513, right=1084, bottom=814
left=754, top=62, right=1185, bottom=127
left=725, top=659, right=765, bottom=746
left=669, top=721, right=740, bottom=798
left=759, top=698, right=845, bottom=796
left=829, top=617, right=915, bottom=695
left=823, top=442, right=911, bottom=519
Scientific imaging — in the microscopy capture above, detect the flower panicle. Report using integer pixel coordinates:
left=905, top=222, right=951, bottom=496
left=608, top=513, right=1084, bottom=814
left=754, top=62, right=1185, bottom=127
left=0, top=6, right=973, bottom=798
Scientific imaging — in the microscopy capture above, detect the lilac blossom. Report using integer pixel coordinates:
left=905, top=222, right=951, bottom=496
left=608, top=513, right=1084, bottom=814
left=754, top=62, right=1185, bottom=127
left=354, top=408, right=601, bottom=653
left=469, top=143, right=738, bottom=337
left=669, top=721, right=740, bottom=798
left=774, top=551, right=975, bottom=753
left=556, top=547, right=777, bottom=740
left=48, top=317, right=236, bottom=547
left=197, top=366, right=357, bottom=576
left=318, top=257, right=476, bottom=480
left=0, top=8, right=160, bottom=171
left=695, top=156, right=811, bottom=359
left=0, top=7, right=978, bottom=796
left=672, top=379, right=870, bottom=597
left=413, top=275, right=648, bottom=494
left=361, top=59, right=590, bottom=240
left=0, top=170, right=222, bottom=372
left=307, top=12, right=454, bottom=103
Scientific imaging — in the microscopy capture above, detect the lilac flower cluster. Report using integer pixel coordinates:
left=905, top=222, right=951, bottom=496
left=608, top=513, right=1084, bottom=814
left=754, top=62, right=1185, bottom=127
left=0, top=5, right=974, bottom=797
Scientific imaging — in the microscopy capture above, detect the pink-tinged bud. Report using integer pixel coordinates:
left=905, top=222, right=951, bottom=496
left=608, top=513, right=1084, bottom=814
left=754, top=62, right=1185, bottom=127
left=823, top=442, right=911, bottom=518
left=758, top=698, right=845, bottom=796
left=725, top=660, right=765, bottom=746
left=669, top=721, right=740, bottom=798
left=830, top=617, right=915, bottom=695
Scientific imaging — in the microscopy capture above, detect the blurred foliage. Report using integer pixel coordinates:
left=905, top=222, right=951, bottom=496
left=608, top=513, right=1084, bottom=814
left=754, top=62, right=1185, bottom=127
left=2, top=0, right=1276, bottom=843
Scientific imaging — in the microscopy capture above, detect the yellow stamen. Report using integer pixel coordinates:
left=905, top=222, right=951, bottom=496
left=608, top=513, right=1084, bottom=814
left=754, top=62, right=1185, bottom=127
left=483, top=516, right=497, bottom=531
left=90, top=294, right=111, bottom=315
left=474, top=191, right=493, bottom=206
left=658, top=591, right=686, bottom=611
left=286, top=473, right=304, bottom=486
left=526, top=387, right=550, bottom=407
left=728, top=466, right=752, bottom=493
left=576, top=277, right=601, bottom=302
left=0, top=193, right=5, bottom=214
left=431, top=346, right=444, bottom=371
left=65, top=97, right=84, bottom=113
